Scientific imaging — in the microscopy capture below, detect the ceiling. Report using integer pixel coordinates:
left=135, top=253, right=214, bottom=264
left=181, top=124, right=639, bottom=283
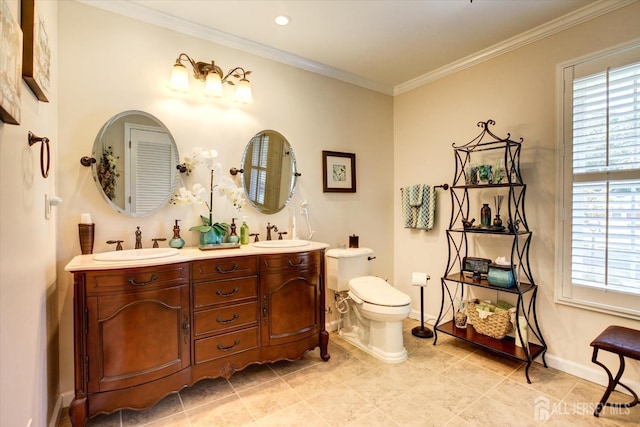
left=83, top=0, right=634, bottom=95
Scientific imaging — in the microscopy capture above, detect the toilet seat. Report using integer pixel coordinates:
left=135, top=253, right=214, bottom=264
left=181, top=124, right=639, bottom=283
left=348, top=276, right=411, bottom=307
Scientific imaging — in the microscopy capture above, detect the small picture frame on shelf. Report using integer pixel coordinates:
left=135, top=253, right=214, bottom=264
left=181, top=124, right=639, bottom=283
left=322, top=151, right=356, bottom=193
left=462, top=257, right=491, bottom=280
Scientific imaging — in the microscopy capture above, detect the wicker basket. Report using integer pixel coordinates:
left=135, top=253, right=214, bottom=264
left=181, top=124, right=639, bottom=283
left=466, top=303, right=513, bottom=339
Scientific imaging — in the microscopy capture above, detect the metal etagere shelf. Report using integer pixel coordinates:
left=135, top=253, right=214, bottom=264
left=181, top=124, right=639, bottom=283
left=434, top=119, right=548, bottom=383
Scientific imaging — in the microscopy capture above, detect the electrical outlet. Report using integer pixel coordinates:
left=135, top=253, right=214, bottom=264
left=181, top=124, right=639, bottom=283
left=299, top=200, right=308, bottom=216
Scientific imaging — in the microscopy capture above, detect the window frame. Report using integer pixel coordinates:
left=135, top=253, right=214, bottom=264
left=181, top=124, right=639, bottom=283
left=555, top=38, right=640, bottom=320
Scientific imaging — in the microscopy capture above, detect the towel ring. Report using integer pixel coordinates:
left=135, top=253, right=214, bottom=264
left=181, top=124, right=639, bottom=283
left=28, top=132, right=51, bottom=178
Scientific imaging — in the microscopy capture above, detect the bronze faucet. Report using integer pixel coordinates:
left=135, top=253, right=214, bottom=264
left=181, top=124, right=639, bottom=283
left=135, top=226, right=142, bottom=249
left=266, top=223, right=278, bottom=240
left=106, top=240, right=124, bottom=251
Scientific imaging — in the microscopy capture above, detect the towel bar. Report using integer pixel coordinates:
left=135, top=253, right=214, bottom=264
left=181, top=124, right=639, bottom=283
left=399, top=183, right=449, bottom=191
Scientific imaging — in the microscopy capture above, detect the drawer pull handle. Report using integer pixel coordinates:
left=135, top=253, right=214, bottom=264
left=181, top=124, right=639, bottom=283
left=216, top=264, right=239, bottom=274
left=216, top=313, right=240, bottom=324
left=127, top=274, right=158, bottom=286
left=183, top=311, right=190, bottom=344
left=287, top=259, right=305, bottom=267
left=263, top=295, right=268, bottom=324
left=216, top=287, right=240, bottom=297
left=217, top=340, right=240, bottom=352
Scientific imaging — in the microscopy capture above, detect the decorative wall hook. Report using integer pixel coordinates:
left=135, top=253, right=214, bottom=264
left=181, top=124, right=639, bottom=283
left=229, top=167, right=244, bottom=176
left=80, top=156, right=96, bottom=167
left=294, top=172, right=302, bottom=177
left=28, top=132, right=51, bottom=178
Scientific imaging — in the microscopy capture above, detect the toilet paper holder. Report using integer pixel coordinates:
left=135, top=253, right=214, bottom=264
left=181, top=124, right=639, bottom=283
left=412, top=272, right=433, bottom=339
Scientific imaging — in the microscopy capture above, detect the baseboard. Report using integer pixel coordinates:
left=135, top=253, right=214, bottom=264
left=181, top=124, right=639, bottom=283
left=48, top=394, right=64, bottom=427
left=61, top=390, right=74, bottom=408
left=544, top=353, right=639, bottom=397
left=325, top=319, right=340, bottom=332
left=409, top=308, right=437, bottom=326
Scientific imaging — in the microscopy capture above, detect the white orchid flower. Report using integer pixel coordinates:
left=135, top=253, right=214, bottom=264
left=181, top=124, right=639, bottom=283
left=200, top=150, right=219, bottom=170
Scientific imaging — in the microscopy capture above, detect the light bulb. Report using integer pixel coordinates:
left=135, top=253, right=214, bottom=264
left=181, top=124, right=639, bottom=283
left=168, top=63, right=189, bottom=92
left=275, top=15, right=290, bottom=26
left=204, top=71, right=223, bottom=97
left=234, top=79, right=253, bottom=103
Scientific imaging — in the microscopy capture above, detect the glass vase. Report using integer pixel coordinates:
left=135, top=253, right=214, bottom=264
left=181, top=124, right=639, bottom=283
left=481, top=203, right=491, bottom=227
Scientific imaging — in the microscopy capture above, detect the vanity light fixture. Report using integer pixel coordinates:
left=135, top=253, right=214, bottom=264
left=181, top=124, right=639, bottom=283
left=168, top=53, right=253, bottom=103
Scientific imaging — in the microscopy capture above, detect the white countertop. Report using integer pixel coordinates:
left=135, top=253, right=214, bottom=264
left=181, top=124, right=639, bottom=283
left=65, top=241, right=330, bottom=272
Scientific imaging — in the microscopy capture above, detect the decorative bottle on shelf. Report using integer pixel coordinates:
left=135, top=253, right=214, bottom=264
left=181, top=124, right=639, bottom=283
left=240, top=217, right=249, bottom=245
left=481, top=203, right=491, bottom=227
left=227, top=218, right=240, bottom=244
left=169, top=220, right=185, bottom=249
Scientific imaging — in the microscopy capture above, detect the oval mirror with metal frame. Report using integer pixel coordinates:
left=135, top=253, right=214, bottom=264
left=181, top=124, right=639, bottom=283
left=241, top=130, right=299, bottom=214
left=91, top=110, right=180, bottom=217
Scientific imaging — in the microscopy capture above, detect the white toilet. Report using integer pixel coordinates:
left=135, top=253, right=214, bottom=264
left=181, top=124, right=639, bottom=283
left=325, top=248, right=412, bottom=363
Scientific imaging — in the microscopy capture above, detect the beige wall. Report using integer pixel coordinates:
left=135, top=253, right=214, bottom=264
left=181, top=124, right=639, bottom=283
left=394, top=2, right=640, bottom=386
left=0, top=1, right=59, bottom=426
left=3, top=1, right=639, bottom=425
left=56, top=1, right=394, bottom=402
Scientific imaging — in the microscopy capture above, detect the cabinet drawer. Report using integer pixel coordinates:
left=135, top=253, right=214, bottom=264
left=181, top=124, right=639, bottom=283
left=194, top=301, right=258, bottom=336
left=86, top=263, right=189, bottom=293
left=193, top=256, right=258, bottom=281
left=194, top=327, right=259, bottom=364
left=259, top=251, right=320, bottom=272
left=194, top=276, right=258, bottom=308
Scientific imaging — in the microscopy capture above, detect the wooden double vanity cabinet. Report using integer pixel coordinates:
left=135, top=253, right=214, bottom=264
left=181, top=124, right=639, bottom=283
left=65, top=244, right=330, bottom=427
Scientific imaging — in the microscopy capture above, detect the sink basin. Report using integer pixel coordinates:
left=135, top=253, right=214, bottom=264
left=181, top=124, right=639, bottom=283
left=93, top=248, right=180, bottom=262
left=252, top=240, right=311, bottom=248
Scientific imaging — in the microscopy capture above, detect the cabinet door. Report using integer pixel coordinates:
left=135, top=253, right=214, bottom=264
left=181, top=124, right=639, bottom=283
left=86, top=285, right=190, bottom=392
left=260, top=268, right=320, bottom=346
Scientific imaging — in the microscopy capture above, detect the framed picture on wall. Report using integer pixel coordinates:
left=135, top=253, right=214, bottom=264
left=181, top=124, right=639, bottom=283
left=21, top=0, right=50, bottom=102
left=322, top=150, right=356, bottom=193
left=0, top=0, right=23, bottom=124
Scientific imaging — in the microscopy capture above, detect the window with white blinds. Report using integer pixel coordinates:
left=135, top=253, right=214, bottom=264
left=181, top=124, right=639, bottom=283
left=558, top=41, right=640, bottom=319
left=248, top=134, right=269, bottom=206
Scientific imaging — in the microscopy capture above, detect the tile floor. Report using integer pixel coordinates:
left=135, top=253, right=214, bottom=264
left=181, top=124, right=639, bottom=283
left=59, top=319, right=640, bottom=426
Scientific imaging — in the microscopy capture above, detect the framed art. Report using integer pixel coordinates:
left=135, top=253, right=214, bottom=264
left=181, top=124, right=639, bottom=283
left=322, top=150, right=356, bottom=193
left=0, top=0, right=22, bottom=124
left=22, top=0, right=50, bottom=102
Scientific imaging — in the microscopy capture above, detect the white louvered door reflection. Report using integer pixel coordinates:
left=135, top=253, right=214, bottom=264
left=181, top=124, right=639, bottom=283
left=125, top=123, right=176, bottom=215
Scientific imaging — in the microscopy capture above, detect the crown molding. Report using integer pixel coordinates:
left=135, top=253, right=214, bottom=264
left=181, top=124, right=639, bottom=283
left=76, top=0, right=635, bottom=97
left=394, top=0, right=637, bottom=95
left=75, top=0, right=393, bottom=95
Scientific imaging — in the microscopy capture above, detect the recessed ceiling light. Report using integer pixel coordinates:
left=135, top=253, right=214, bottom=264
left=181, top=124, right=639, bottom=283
left=275, top=15, right=290, bottom=26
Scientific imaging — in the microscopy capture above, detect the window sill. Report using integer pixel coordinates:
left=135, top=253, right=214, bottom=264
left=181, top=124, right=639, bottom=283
left=554, top=294, right=640, bottom=321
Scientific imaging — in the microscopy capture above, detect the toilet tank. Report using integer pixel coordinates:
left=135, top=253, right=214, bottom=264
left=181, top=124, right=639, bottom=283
left=325, top=247, right=374, bottom=292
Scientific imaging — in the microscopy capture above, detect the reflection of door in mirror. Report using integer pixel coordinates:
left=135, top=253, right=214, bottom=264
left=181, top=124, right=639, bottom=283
left=92, top=111, right=180, bottom=217
left=125, top=124, right=176, bottom=215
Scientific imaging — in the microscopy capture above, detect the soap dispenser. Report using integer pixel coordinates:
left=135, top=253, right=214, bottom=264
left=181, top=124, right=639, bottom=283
left=227, top=218, right=240, bottom=244
left=169, top=220, right=185, bottom=249
left=240, top=217, right=249, bottom=245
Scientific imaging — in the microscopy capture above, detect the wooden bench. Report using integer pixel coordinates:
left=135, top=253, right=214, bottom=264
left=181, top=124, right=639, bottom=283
left=590, top=325, right=640, bottom=417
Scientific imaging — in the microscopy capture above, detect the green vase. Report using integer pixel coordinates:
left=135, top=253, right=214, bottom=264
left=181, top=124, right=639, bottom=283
left=200, top=229, right=223, bottom=245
